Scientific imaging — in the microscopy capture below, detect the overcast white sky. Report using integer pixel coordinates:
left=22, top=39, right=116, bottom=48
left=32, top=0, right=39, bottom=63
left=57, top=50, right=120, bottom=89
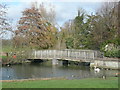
left=0, top=0, right=119, bottom=39
left=5, top=1, right=102, bottom=26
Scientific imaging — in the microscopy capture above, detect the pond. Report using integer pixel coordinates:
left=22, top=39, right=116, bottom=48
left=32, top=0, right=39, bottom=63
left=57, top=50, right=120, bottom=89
left=1, top=60, right=118, bottom=80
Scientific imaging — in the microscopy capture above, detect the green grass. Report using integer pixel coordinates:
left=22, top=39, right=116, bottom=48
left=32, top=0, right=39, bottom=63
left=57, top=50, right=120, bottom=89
left=1, top=46, right=32, bottom=52
left=2, top=77, right=118, bottom=88
left=0, top=56, right=7, bottom=59
left=1, top=46, right=13, bottom=52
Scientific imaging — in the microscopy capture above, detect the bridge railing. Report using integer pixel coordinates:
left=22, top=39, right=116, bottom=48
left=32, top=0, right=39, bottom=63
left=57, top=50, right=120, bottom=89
left=29, top=49, right=102, bottom=61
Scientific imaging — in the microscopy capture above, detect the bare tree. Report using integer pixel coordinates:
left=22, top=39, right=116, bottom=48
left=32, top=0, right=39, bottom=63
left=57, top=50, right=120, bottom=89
left=39, top=3, right=56, bottom=25
left=0, top=4, right=12, bottom=38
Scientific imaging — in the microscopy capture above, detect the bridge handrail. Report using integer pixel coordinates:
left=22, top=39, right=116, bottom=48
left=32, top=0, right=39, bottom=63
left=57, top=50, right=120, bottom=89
left=29, top=49, right=103, bottom=61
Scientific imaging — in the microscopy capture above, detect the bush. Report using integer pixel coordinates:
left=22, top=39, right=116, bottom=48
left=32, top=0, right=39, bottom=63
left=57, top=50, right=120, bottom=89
left=104, top=50, right=120, bottom=58
left=100, top=39, right=120, bottom=58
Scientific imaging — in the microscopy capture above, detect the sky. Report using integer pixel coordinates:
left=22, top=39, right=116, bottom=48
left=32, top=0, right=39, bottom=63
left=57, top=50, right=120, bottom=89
left=4, top=1, right=102, bottom=26
left=0, top=0, right=119, bottom=39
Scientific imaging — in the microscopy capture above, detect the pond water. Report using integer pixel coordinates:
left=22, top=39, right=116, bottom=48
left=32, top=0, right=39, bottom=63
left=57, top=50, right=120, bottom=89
left=1, top=60, right=118, bottom=80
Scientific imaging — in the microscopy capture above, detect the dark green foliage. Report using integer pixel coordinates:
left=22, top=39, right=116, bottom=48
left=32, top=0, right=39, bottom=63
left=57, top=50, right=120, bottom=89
left=65, top=37, right=74, bottom=49
left=104, top=50, right=120, bottom=58
left=74, top=15, right=84, bottom=25
left=100, top=38, right=120, bottom=51
left=73, top=13, right=88, bottom=49
left=61, top=2, right=119, bottom=53
left=100, top=39, right=120, bottom=58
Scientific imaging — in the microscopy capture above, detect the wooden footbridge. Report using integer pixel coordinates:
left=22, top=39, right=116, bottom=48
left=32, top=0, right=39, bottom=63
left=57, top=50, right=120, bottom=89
left=28, top=49, right=103, bottom=62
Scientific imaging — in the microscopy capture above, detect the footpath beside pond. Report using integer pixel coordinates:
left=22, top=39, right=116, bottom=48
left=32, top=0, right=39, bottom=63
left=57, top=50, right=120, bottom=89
left=2, top=77, right=118, bottom=88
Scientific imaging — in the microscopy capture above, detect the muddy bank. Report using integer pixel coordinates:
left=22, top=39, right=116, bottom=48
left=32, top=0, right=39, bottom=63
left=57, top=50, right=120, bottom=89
left=2, top=77, right=66, bottom=82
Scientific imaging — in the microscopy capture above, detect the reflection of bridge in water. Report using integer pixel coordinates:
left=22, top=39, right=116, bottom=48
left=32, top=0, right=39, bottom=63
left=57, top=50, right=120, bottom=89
left=28, top=49, right=103, bottom=63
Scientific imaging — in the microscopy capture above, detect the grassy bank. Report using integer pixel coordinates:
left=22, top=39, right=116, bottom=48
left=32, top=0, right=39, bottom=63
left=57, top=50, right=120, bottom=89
left=2, top=77, right=118, bottom=88
left=1, top=46, right=32, bottom=65
left=0, top=56, right=7, bottom=59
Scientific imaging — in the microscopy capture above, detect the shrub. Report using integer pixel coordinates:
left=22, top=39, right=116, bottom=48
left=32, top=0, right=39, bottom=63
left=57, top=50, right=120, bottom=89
left=104, top=50, right=120, bottom=58
left=100, top=39, right=120, bottom=58
left=65, top=37, right=74, bottom=49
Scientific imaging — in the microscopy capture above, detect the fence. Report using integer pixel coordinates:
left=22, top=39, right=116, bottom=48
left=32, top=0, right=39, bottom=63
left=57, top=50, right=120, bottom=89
left=28, top=49, right=102, bottom=62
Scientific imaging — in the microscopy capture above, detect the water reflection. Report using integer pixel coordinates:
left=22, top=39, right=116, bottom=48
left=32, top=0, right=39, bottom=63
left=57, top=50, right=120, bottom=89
left=1, top=61, right=118, bottom=80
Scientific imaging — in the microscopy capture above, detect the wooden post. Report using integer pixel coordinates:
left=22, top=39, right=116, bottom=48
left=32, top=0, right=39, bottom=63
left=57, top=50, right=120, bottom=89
left=54, top=50, right=55, bottom=58
left=41, top=50, right=43, bottom=59
left=84, top=51, right=86, bottom=60
left=40, top=50, right=42, bottom=59
left=46, top=50, right=47, bottom=59
left=76, top=52, right=77, bottom=59
left=48, top=50, right=49, bottom=59
left=93, top=52, right=94, bottom=60
left=78, top=51, right=80, bottom=59
left=68, top=50, right=69, bottom=59
left=35, top=50, right=36, bottom=59
left=60, top=50, right=62, bottom=59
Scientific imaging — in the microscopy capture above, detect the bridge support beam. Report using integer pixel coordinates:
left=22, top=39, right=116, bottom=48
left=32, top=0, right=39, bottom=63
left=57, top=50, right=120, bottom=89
left=52, top=59, right=58, bottom=65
